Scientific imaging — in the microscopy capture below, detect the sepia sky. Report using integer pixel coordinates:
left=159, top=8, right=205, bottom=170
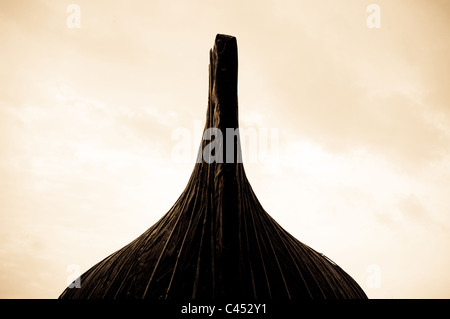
left=1, top=0, right=450, bottom=298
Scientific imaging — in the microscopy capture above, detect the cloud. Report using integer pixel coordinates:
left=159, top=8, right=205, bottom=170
left=398, top=194, right=426, bottom=221
left=234, top=0, right=450, bottom=172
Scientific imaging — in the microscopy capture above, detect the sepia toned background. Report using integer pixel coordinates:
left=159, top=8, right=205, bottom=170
left=1, top=0, right=449, bottom=298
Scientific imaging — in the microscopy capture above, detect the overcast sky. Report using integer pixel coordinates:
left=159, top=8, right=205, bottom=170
left=1, top=0, right=450, bottom=298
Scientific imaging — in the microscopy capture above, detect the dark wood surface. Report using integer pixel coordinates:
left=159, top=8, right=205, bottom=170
left=59, top=34, right=367, bottom=300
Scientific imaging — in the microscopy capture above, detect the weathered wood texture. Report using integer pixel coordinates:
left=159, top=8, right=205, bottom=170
left=59, top=34, right=367, bottom=299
